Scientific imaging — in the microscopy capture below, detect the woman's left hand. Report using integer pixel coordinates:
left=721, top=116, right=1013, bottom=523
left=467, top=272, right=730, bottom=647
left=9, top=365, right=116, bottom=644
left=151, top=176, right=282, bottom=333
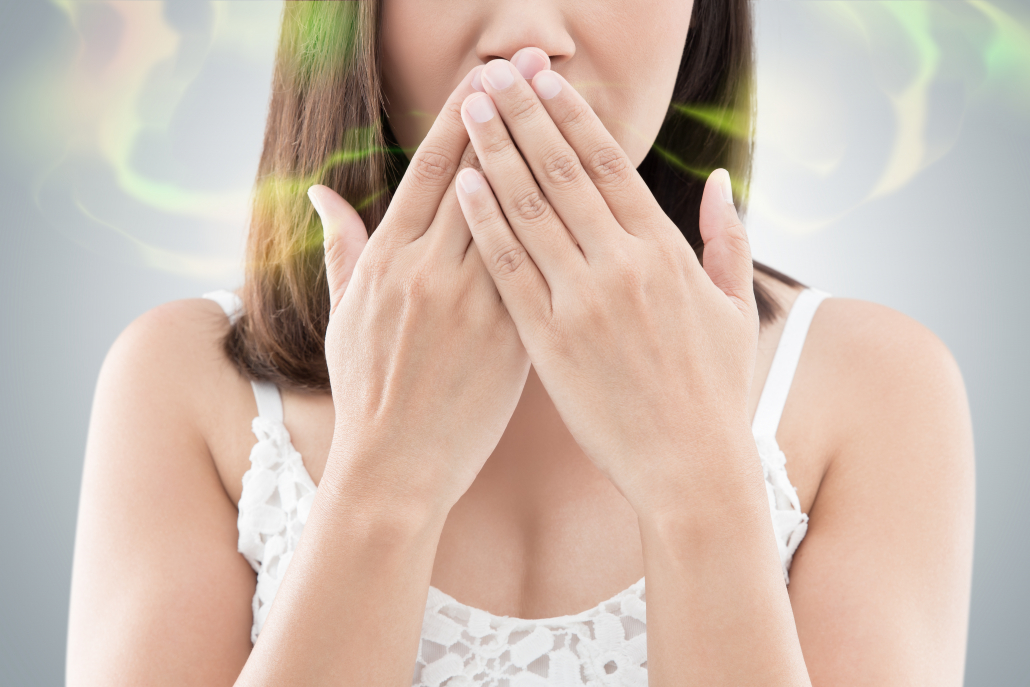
left=454, top=59, right=761, bottom=518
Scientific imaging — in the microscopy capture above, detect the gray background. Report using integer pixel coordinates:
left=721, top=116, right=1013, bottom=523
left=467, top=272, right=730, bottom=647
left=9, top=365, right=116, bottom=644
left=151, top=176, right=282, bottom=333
left=1, top=1, right=1027, bottom=684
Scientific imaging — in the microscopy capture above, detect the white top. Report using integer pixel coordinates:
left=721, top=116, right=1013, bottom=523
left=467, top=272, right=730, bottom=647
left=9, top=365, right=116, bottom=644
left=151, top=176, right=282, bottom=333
left=203, top=286, right=831, bottom=687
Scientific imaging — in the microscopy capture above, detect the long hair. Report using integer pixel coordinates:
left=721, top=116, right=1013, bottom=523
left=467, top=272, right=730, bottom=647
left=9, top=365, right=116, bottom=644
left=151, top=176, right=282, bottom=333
left=226, top=0, right=803, bottom=392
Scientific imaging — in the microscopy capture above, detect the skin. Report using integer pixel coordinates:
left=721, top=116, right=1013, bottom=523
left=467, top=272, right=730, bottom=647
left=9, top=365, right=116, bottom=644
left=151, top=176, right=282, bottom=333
left=66, top=1, right=975, bottom=685
left=380, top=0, right=690, bottom=166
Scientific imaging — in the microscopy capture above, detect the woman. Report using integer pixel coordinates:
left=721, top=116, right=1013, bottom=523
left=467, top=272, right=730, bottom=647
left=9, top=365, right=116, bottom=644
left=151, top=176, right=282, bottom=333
left=66, top=1, right=974, bottom=685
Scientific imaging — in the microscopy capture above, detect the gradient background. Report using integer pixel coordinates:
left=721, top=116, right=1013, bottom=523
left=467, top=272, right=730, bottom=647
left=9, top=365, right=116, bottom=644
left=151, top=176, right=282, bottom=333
left=1, top=1, right=1027, bottom=684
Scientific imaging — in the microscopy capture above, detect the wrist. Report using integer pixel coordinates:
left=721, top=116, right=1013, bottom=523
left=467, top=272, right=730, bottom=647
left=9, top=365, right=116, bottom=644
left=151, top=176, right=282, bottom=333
left=320, top=437, right=455, bottom=535
left=627, top=420, right=767, bottom=525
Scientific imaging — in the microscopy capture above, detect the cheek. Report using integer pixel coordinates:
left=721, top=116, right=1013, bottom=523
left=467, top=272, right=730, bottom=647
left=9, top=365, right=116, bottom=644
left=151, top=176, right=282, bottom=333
left=578, top=2, right=691, bottom=167
left=381, top=1, right=472, bottom=153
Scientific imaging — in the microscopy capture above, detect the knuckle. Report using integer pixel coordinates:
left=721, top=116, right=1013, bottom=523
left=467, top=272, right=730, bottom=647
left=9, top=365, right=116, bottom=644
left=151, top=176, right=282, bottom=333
left=588, top=145, right=632, bottom=186
left=491, top=245, right=528, bottom=280
left=726, top=224, right=752, bottom=261
left=360, top=249, right=389, bottom=284
left=458, top=143, right=481, bottom=172
left=482, top=135, right=516, bottom=159
left=540, top=314, right=570, bottom=352
left=401, top=261, right=434, bottom=303
left=410, top=147, right=455, bottom=186
left=469, top=199, right=504, bottom=228
left=506, top=90, right=540, bottom=122
left=541, top=147, right=582, bottom=188
left=553, top=99, right=591, bottom=131
left=440, top=98, right=464, bottom=123
left=323, top=237, right=350, bottom=279
left=509, top=188, right=550, bottom=224
left=610, top=254, right=647, bottom=294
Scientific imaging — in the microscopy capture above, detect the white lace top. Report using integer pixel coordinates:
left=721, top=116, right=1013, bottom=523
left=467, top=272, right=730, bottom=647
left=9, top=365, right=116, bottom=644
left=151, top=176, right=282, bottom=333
left=203, top=286, right=831, bottom=687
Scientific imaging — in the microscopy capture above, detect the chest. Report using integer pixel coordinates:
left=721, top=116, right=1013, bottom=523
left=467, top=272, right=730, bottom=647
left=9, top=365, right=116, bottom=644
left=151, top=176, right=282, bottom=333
left=425, top=361, right=833, bottom=620
left=214, top=339, right=835, bottom=624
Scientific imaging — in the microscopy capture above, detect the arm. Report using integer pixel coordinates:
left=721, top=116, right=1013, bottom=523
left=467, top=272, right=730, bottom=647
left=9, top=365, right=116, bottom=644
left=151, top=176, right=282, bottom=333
left=67, top=301, right=449, bottom=687
left=235, top=458, right=449, bottom=686
left=70, top=63, right=530, bottom=686
left=67, top=301, right=257, bottom=686
left=787, top=301, right=974, bottom=685
left=637, top=301, right=974, bottom=685
left=454, top=59, right=973, bottom=684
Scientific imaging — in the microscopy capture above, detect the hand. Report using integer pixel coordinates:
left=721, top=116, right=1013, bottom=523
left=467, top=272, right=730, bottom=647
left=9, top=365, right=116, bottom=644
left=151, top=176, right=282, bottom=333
left=310, top=65, right=530, bottom=516
left=454, top=59, right=760, bottom=517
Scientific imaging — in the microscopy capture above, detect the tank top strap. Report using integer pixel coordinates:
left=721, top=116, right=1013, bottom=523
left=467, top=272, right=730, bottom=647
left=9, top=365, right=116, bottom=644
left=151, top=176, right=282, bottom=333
left=202, top=290, right=284, bottom=424
left=250, top=380, right=284, bottom=423
left=751, top=287, right=832, bottom=440
left=202, top=289, right=243, bottom=324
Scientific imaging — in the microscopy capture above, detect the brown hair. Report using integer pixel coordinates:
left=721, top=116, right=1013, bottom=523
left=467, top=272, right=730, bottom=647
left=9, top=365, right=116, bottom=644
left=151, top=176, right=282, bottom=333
left=226, top=0, right=803, bottom=392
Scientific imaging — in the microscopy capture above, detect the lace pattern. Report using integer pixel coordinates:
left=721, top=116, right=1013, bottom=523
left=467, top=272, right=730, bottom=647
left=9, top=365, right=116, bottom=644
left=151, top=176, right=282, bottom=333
left=206, top=284, right=819, bottom=682
left=236, top=415, right=317, bottom=643
left=416, top=579, right=649, bottom=686
left=235, top=416, right=808, bottom=683
left=756, top=434, right=810, bottom=584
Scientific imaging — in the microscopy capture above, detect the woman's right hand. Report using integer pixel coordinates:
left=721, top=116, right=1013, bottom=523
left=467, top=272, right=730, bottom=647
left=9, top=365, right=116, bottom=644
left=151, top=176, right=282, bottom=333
left=308, top=65, right=536, bottom=516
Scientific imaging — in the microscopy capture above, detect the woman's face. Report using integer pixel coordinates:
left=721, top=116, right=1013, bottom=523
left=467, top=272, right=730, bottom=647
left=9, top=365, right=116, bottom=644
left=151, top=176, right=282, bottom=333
left=381, top=0, right=695, bottom=168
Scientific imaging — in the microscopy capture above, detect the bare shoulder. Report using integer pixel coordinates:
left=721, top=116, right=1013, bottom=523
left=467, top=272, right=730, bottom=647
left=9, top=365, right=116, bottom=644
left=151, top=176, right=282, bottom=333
left=70, top=299, right=260, bottom=684
left=814, top=296, right=962, bottom=378
left=808, top=297, right=971, bottom=451
left=784, top=298, right=974, bottom=685
left=100, top=296, right=258, bottom=498
left=759, top=274, right=974, bottom=520
left=104, top=297, right=243, bottom=428
left=110, top=296, right=237, bottom=382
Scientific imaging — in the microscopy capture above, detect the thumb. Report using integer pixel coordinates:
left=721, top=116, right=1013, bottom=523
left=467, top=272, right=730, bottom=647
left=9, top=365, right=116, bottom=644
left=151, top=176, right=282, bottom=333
left=308, top=184, right=368, bottom=318
left=698, top=169, right=756, bottom=318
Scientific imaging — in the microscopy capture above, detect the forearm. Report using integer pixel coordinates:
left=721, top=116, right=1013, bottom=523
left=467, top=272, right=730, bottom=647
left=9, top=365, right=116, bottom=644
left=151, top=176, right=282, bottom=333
left=637, top=430, right=811, bottom=687
left=235, top=442, right=449, bottom=687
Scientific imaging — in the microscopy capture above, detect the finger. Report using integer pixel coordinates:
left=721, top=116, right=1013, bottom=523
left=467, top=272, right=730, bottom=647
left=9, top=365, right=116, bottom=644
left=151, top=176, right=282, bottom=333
left=477, top=58, right=623, bottom=260
left=472, top=47, right=551, bottom=92
left=309, top=184, right=369, bottom=318
left=460, top=90, right=584, bottom=288
left=462, top=236, right=504, bottom=307
left=699, top=169, right=756, bottom=317
left=420, top=141, right=481, bottom=260
left=377, top=65, right=484, bottom=243
left=454, top=167, right=551, bottom=330
left=529, top=70, right=664, bottom=237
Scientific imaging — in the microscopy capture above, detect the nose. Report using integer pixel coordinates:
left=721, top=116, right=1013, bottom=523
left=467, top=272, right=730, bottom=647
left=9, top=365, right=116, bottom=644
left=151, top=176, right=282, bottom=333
left=474, top=1, right=576, bottom=67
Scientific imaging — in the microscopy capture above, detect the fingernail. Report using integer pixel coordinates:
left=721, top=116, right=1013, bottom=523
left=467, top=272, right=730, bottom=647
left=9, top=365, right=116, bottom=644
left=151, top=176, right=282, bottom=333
left=471, top=65, right=484, bottom=92
left=465, top=93, right=496, bottom=123
left=532, top=71, right=562, bottom=100
left=307, top=186, right=325, bottom=220
left=511, top=48, right=549, bottom=80
left=484, top=59, right=515, bottom=90
left=717, top=169, right=734, bottom=205
left=458, top=168, right=482, bottom=194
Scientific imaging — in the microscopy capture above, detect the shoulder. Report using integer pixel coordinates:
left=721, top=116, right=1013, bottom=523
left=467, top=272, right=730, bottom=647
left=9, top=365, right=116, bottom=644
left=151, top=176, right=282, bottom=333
left=803, top=295, right=973, bottom=497
left=784, top=296, right=975, bottom=684
left=98, top=297, right=258, bottom=490
left=102, top=296, right=243, bottom=413
left=758, top=273, right=974, bottom=513
left=109, top=296, right=233, bottom=365
left=783, top=295, right=974, bottom=684
left=811, top=297, right=967, bottom=422
left=71, top=297, right=258, bottom=680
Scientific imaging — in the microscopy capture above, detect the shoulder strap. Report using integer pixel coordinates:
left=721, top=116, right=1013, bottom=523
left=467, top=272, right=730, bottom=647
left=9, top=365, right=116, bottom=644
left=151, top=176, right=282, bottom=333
left=250, top=380, right=284, bottom=424
left=202, top=290, right=284, bottom=424
left=751, top=287, right=831, bottom=439
left=202, top=289, right=243, bottom=324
